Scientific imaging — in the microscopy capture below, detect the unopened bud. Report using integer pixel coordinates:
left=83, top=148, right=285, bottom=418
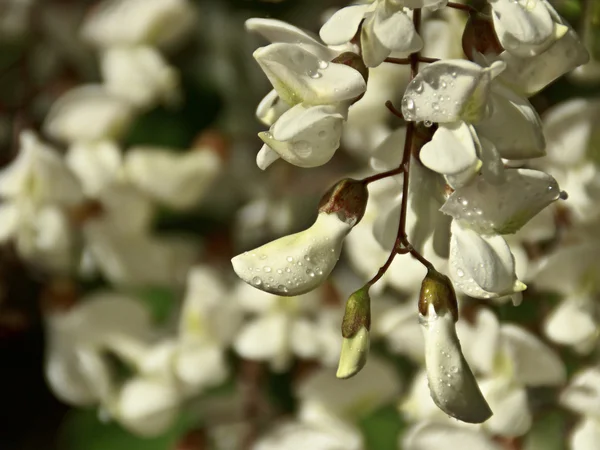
left=318, top=178, right=369, bottom=227
left=336, top=327, right=369, bottom=379
left=462, top=13, right=504, bottom=61
left=337, top=287, right=371, bottom=379
left=418, top=268, right=458, bottom=322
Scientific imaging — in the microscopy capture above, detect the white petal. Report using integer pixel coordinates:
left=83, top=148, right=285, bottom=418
left=420, top=122, right=480, bottom=182
left=253, top=43, right=366, bottom=106
left=0, top=203, right=20, bottom=242
left=290, top=318, right=322, bottom=359
left=449, top=221, right=522, bottom=297
left=478, top=137, right=506, bottom=185
left=542, top=98, right=600, bottom=166
left=254, top=421, right=363, bottom=450
left=457, top=308, right=500, bottom=375
left=257, top=143, right=281, bottom=170
left=561, top=368, right=600, bottom=417
left=101, top=45, right=180, bottom=108
left=571, top=418, right=600, bottom=450
left=475, top=83, right=545, bottom=160
left=116, top=377, right=180, bottom=437
left=490, top=0, right=555, bottom=55
left=403, top=422, right=502, bottom=450
left=479, top=379, right=532, bottom=437
left=125, top=146, right=221, bottom=210
left=81, top=0, right=197, bottom=49
left=66, top=141, right=122, bottom=196
left=499, top=29, right=590, bottom=96
left=441, top=169, right=561, bottom=235
left=336, top=327, right=370, bottom=379
left=500, top=324, right=566, bottom=386
left=246, top=18, right=336, bottom=61
left=319, top=5, right=370, bottom=46
left=256, top=89, right=290, bottom=127
left=369, top=127, right=406, bottom=171
left=374, top=302, right=425, bottom=362
left=44, top=85, right=135, bottom=144
left=298, top=355, right=401, bottom=421
left=544, top=295, right=598, bottom=350
left=401, top=60, right=497, bottom=123
left=233, top=314, right=290, bottom=370
left=232, top=212, right=351, bottom=296
left=260, top=104, right=345, bottom=168
left=175, top=343, right=228, bottom=393
left=421, top=304, right=492, bottom=423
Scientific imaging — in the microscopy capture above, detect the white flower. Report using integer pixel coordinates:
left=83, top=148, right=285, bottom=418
left=448, top=221, right=526, bottom=302
left=44, top=85, right=135, bottom=144
left=488, top=0, right=568, bottom=57
left=232, top=211, right=352, bottom=296
left=101, top=45, right=180, bottom=109
left=402, top=422, right=502, bottom=450
left=561, top=367, right=600, bottom=450
left=233, top=283, right=336, bottom=371
left=420, top=302, right=492, bottom=423
left=257, top=104, right=345, bottom=169
left=441, top=169, right=561, bottom=235
left=44, top=291, right=152, bottom=406
left=320, top=1, right=424, bottom=68
left=401, top=60, right=505, bottom=123
left=496, top=8, right=589, bottom=97
left=253, top=43, right=366, bottom=107
left=253, top=420, right=363, bottom=450
left=81, top=0, right=197, bottom=50
left=124, top=146, right=222, bottom=210
left=298, top=356, right=402, bottom=425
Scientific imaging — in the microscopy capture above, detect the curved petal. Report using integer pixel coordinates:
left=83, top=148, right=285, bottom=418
left=116, top=377, right=181, bottom=437
left=475, top=83, right=546, bottom=160
left=457, top=308, right=500, bottom=376
left=246, top=18, right=336, bottom=61
left=420, top=122, right=480, bottom=183
left=370, top=7, right=422, bottom=55
left=256, top=89, right=291, bottom=127
left=500, top=324, right=566, bottom=386
left=253, top=43, right=366, bottom=106
left=175, top=343, right=228, bottom=393
left=420, top=303, right=492, bottom=423
left=232, top=212, right=351, bottom=296
left=125, top=146, right=221, bottom=210
left=441, top=169, right=561, bottom=235
left=401, top=60, right=500, bottom=123
left=44, top=85, right=135, bottom=144
left=369, top=127, right=406, bottom=171
left=544, top=295, right=598, bottom=351
left=66, top=141, right=122, bottom=196
left=319, top=5, right=370, bottom=46
left=479, top=378, right=532, bottom=437
left=571, top=418, right=600, bottom=450
left=561, top=368, right=600, bottom=417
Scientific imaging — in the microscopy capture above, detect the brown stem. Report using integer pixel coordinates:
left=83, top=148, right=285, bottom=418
left=447, top=1, right=478, bottom=13
left=384, top=56, right=440, bottom=65
left=240, top=360, right=265, bottom=450
left=365, top=9, right=433, bottom=288
left=385, top=100, right=404, bottom=120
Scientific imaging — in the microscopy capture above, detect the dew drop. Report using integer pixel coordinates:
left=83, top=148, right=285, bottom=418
left=277, top=269, right=283, bottom=274
left=306, top=269, right=315, bottom=277
left=286, top=256, right=294, bottom=263
left=432, top=102, right=440, bottom=111
left=263, top=266, right=272, bottom=273
left=285, top=267, right=291, bottom=273
left=424, top=120, right=433, bottom=127
left=318, top=60, right=329, bottom=69
left=304, top=255, right=311, bottom=262
left=259, top=254, right=267, bottom=260
left=252, top=277, right=262, bottom=286
left=451, top=366, right=459, bottom=373
left=457, top=269, right=465, bottom=277
left=404, top=97, right=415, bottom=111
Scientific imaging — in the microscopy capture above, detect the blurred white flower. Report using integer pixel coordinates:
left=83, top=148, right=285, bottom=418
left=44, top=85, right=135, bottom=144
left=101, top=45, right=180, bottom=109
left=81, top=0, right=197, bottom=50
left=402, top=421, right=502, bottom=450
left=561, top=367, right=600, bottom=450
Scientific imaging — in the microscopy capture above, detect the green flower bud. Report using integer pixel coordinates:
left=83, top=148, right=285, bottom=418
left=418, top=268, right=459, bottom=322
left=318, top=178, right=369, bottom=227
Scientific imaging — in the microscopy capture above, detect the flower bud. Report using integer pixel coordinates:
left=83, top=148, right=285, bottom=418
left=337, top=287, right=371, bottom=379
left=318, top=178, right=369, bottom=227
left=419, top=269, right=492, bottom=423
left=336, top=326, right=369, bottom=379
left=419, top=268, right=458, bottom=323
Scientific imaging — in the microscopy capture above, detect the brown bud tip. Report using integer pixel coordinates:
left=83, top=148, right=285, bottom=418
left=318, top=178, right=369, bottom=227
left=418, top=268, right=458, bottom=322
left=462, top=13, right=504, bottom=61
left=341, top=286, right=371, bottom=338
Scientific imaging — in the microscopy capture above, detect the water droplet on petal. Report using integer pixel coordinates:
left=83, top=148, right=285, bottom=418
left=252, top=277, right=262, bottom=286
left=457, top=269, right=465, bottom=277
left=286, top=256, right=294, bottom=263
left=263, top=266, right=272, bottom=273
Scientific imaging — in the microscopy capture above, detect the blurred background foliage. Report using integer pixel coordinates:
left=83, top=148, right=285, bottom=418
left=0, top=0, right=598, bottom=449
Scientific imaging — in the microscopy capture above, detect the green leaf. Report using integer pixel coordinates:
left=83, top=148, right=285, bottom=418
left=58, top=409, right=189, bottom=450
left=523, top=410, right=568, bottom=450
left=136, top=287, right=178, bottom=325
left=358, top=404, right=405, bottom=450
